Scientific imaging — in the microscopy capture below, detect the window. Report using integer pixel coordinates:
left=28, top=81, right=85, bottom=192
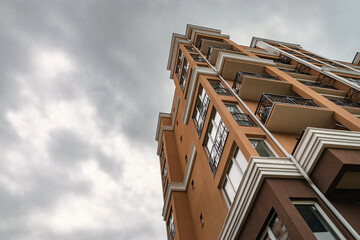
left=261, top=212, right=291, bottom=240
left=294, top=202, right=344, bottom=240
left=186, top=46, right=196, bottom=53
left=180, top=59, right=189, bottom=92
left=249, top=139, right=275, bottom=157
left=175, top=51, right=183, bottom=79
left=205, top=110, right=229, bottom=175
left=223, top=147, right=248, bottom=205
left=168, top=210, right=175, bottom=240
left=225, top=104, right=256, bottom=127
left=162, top=161, right=168, bottom=188
left=160, top=145, right=165, bottom=167
left=210, top=81, right=231, bottom=96
left=193, top=87, right=210, bottom=137
left=191, top=54, right=205, bottom=62
left=200, top=213, right=205, bottom=227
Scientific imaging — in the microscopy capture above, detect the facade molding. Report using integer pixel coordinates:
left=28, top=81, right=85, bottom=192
left=218, top=157, right=303, bottom=240
left=250, top=37, right=301, bottom=49
left=215, top=51, right=275, bottom=74
left=185, top=24, right=221, bottom=39
left=155, top=97, right=180, bottom=155
left=182, top=67, right=217, bottom=124
left=162, top=143, right=197, bottom=220
left=189, top=29, right=230, bottom=43
left=352, top=52, right=360, bottom=65
left=293, top=127, right=360, bottom=174
left=169, top=37, right=189, bottom=78
left=322, top=66, right=360, bottom=77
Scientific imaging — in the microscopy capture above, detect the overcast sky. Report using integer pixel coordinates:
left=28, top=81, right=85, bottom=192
left=0, top=1, right=359, bottom=239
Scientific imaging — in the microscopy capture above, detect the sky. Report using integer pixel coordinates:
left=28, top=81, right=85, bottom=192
left=0, top=1, right=359, bottom=239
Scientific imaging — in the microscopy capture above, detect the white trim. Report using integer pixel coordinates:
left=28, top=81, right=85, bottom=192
left=182, top=67, right=217, bottom=125
left=218, top=157, right=303, bottom=240
left=247, top=48, right=279, bottom=56
left=156, top=97, right=180, bottom=155
left=293, top=127, right=360, bottom=175
left=185, top=24, right=221, bottom=39
left=167, top=33, right=185, bottom=70
left=250, top=37, right=301, bottom=49
left=162, top=143, right=197, bottom=220
left=293, top=201, right=346, bottom=240
left=155, top=113, right=171, bottom=141
left=257, top=41, right=360, bottom=91
left=190, top=29, right=230, bottom=43
left=352, top=52, right=360, bottom=65
left=322, top=66, right=360, bottom=77
left=214, top=51, right=275, bottom=75
left=169, top=38, right=189, bottom=78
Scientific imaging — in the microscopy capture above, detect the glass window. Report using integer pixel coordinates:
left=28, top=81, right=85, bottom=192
left=205, top=110, right=229, bottom=175
left=261, top=212, right=291, bottom=240
left=168, top=210, right=175, bottom=240
left=193, top=87, right=210, bottom=137
left=294, top=202, right=342, bottom=240
left=162, top=161, right=168, bottom=188
left=210, top=81, right=231, bottom=96
left=249, top=139, right=275, bottom=157
left=160, top=145, right=164, bottom=167
left=225, top=104, right=256, bottom=127
left=223, top=147, right=248, bottom=205
left=191, top=54, right=205, bottom=62
left=180, top=59, right=189, bottom=92
left=175, top=51, right=183, bottom=79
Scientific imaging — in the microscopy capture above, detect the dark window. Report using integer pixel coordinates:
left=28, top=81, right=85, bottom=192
left=205, top=110, right=229, bottom=176
left=249, top=139, right=275, bottom=157
left=225, top=104, right=257, bottom=127
left=180, top=59, right=189, bottom=92
left=162, top=161, right=168, bottom=188
left=168, top=210, right=175, bottom=240
left=210, top=81, right=231, bottom=96
left=193, top=87, right=210, bottom=137
left=175, top=51, right=183, bottom=79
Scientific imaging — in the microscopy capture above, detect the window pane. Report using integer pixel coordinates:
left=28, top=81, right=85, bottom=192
left=234, top=148, right=248, bottom=173
left=249, top=139, right=275, bottom=157
left=228, top=161, right=242, bottom=190
left=224, top=179, right=236, bottom=203
left=269, top=214, right=291, bottom=240
left=295, top=204, right=339, bottom=240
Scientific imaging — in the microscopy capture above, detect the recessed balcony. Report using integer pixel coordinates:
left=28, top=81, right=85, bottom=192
left=232, top=71, right=294, bottom=101
left=199, top=39, right=232, bottom=54
left=255, top=94, right=335, bottom=134
left=215, top=52, right=276, bottom=80
left=207, top=46, right=243, bottom=65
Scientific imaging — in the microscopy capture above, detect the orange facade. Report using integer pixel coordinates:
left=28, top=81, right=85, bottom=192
left=156, top=25, right=360, bottom=240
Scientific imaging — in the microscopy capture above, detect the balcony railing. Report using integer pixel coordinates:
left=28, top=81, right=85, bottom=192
left=303, top=74, right=336, bottom=89
left=330, top=99, right=360, bottom=108
left=345, top=88, right=360, bottom=103
left=232, top=113, right=257, bottom=127
left=206, top=45, right=238, bottom=59
left=232, top=71, right=280, bottom=93
left=255, top=94, right=318, bottom=123
left=295, top=63, right=311, bottom=74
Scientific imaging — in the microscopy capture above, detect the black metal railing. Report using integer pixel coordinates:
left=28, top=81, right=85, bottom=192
left=278, top=67, right=297, bottom=73
left=232, top=113, right=257, bottom=127
left=279, top=55, right=291, bottom=64
left=208, top=121, right=228, bottom=176
left=195, top=95, right=210, bottom=137
left=206, top=45, right=237, bottom=59
left=345, top=88, right=360, bottom=103
left=295, top=63, right=311, bottom=74
left=302, top=81, right=336, bottom=89
left=330, top=99, right=360, bottom=108
left=255, top=94, right=318, bottom=123
left=232, top=71, right=280, bottom=93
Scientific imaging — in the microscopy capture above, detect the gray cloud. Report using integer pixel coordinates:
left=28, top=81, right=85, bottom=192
left=0, top=0, right=358, bottom=239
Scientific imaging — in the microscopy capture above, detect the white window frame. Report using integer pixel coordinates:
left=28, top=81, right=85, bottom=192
left=222, top=146, right=248, bottom=207
left=293, top=201, right=346, bottom=240
left=248, top=138, right=278, bottom=157
left=260, top=212, right=290, bottom=240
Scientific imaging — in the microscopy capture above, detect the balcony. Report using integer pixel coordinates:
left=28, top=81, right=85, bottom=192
left=199, top=39, right=232, bottom=54
left=255, top=94, right=335, bottom=133
left=232, top=71, right=293, bottom=101
left=207, top=46, right=243, bottom=65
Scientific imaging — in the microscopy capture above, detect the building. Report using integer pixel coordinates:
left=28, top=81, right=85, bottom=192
left=155, top=24, right=360, bottom=240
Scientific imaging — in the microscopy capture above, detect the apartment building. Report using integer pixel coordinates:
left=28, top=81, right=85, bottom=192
left=155, top=24, right=360, bottom=240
